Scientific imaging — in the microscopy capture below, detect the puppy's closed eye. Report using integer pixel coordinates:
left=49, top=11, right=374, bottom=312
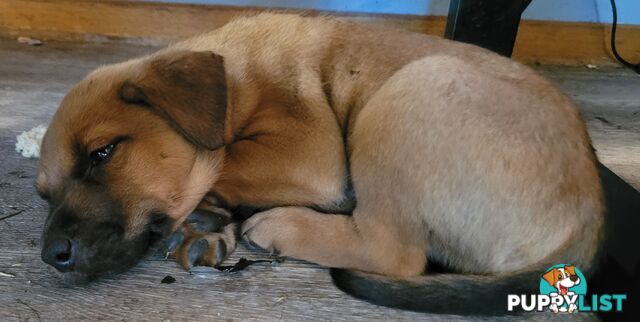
left=86, top=136, right=131, bottom=167
left=90, top=143, right=116, bottom=166
left=72, top=136, right=131, bottom=180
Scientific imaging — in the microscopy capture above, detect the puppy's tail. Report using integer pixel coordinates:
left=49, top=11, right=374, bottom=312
left=330, top=266, right=544, bottom=316
left=331, top=178, right=607, bottom=317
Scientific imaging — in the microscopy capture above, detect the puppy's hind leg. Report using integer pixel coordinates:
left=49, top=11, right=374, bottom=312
left=241, top=205, right=427, bottom=277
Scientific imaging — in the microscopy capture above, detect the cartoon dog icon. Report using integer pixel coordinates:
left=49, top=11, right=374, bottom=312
left=542, top=265, right=581, bottom=313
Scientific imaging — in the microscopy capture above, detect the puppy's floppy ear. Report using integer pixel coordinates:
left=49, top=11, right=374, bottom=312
left=120, top=50, right=227, bottom=150
left=565, top=266, right=576, bottom=275
left=542, top=269, right=558, bottom=286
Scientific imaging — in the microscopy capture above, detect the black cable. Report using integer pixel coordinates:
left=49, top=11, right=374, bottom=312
left=609, top=0, right=640, bottom=73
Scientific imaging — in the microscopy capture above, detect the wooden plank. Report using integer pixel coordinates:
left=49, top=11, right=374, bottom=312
left=1, top=0, right=640, bottom=66
left=0, top=0, right=444, bottom=40
left=603, top=24, right=640, bottom=63
left=513, top=21, right=607, bottom=64
left=514, top=21, right=640, bottom=65
left=0, top=39, right=637, bottom=321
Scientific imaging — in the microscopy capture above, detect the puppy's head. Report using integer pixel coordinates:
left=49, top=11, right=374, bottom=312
left=542, top=265, right=580, bottom=295
left=37, top=50, right=227, bottom=276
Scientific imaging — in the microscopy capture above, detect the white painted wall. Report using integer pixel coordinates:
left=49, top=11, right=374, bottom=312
left=144, top=0, right=639, bottom=24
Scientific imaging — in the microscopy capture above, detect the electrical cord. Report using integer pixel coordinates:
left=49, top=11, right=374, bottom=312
left=609, top=0, right=640, bottom=73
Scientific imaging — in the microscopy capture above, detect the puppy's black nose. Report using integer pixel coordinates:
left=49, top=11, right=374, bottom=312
left=570, top=275, right=579, bottom=282
left=42, top=238, right=75, bottom=272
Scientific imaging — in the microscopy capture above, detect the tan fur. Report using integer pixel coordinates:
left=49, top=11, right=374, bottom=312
left=39, top=13, right=603, bottom=278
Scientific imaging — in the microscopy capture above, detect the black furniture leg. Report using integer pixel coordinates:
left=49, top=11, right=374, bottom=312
left=589, top=163, right=640, bottom=321
left=444, top=0, right=532, bottom=57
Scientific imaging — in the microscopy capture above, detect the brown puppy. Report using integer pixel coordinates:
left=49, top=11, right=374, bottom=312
left=37, top=13, right=603, bottom=314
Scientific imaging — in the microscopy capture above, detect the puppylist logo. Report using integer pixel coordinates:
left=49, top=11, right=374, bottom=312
left=507, top=264, right=627, bottom=313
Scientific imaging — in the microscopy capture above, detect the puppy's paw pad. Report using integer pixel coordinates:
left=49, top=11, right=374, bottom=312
left=174, top=233, right=230, bottom=270
left=166, top=219, right=237, bottom=270
left=183, top=209, right=231, bottom=233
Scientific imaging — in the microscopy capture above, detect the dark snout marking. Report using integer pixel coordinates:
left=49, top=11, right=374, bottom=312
left=41, top=237, right=75, bottom=272
left=40, top=185, right=158, bottom=275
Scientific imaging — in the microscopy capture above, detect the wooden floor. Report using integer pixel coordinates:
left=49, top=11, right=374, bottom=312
left=0, top=39, right=638, bottom=321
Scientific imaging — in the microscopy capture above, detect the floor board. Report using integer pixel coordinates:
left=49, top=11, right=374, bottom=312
left=1, top=39, right=637, bottom=321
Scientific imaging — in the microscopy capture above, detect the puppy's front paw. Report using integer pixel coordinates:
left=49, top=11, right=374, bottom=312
left=241, top=208, right=299, bottom=255
left=166, top=209, right=237, bottom=270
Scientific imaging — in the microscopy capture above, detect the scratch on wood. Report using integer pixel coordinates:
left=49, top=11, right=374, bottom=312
left=594, top=116, right=624, bottom=130
left=17, top=299, right=42, bottom=321
left=0, top=209, right=25, bottom=221
left=595, top=116, right=612, bottom=125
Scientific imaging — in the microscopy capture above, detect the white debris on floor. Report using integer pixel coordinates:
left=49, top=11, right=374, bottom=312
left=15, top=124, right=47, bottom=158
left=17, top=36, right=43, bottom=46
